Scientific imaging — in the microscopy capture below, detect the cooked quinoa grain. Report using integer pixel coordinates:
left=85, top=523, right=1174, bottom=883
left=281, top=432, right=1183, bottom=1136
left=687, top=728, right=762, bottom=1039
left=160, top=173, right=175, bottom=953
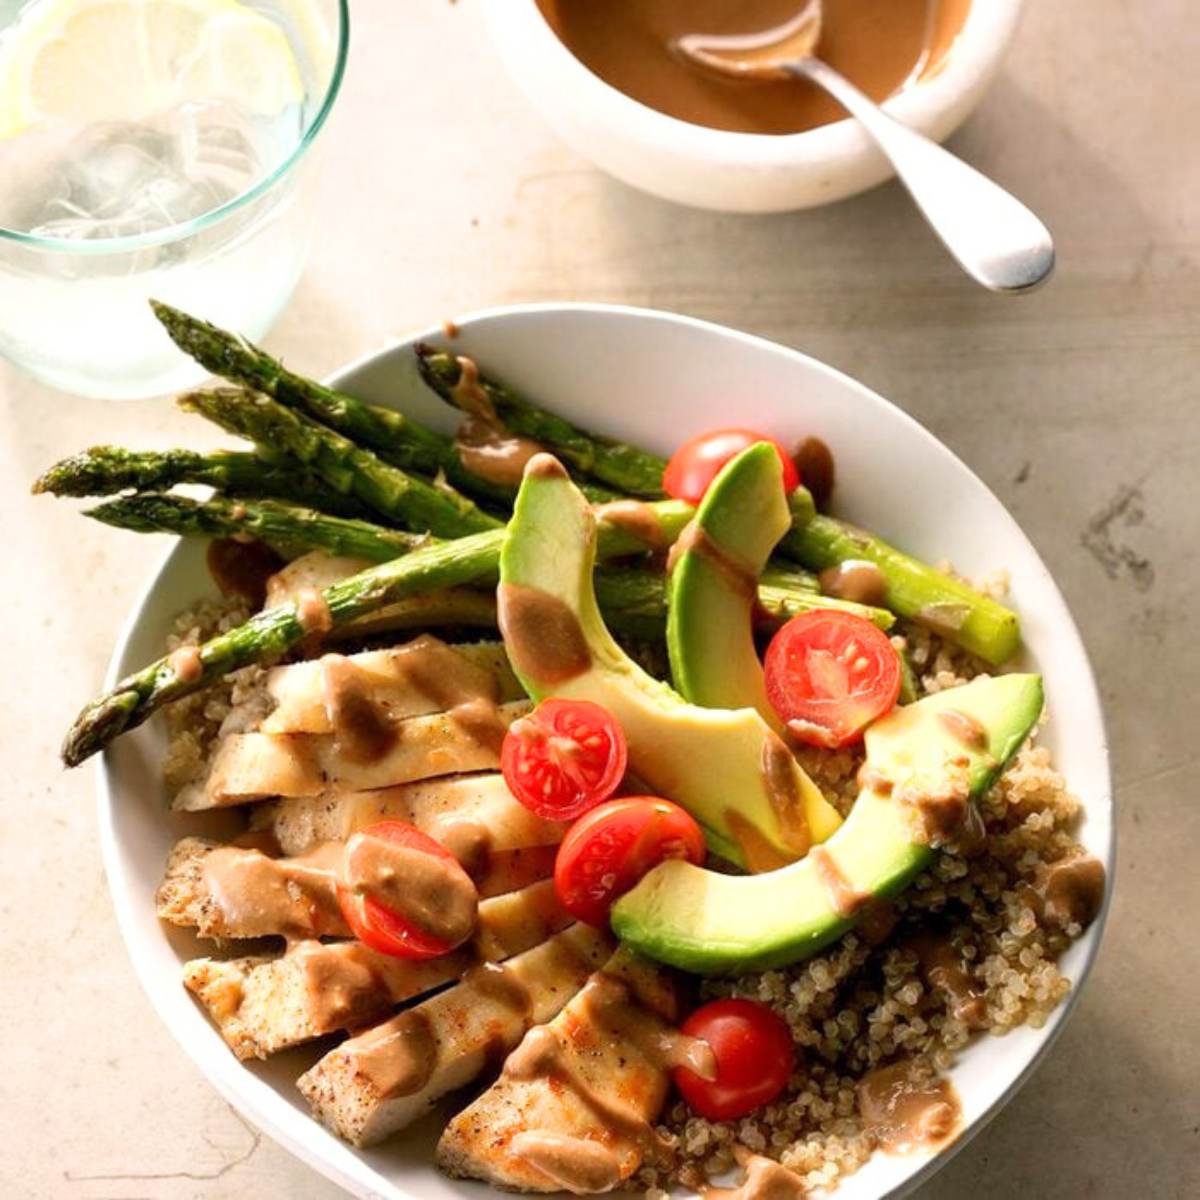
left=162, top=598, right=269, bottom=798
left=638, top=616, right=1099, bottom=1196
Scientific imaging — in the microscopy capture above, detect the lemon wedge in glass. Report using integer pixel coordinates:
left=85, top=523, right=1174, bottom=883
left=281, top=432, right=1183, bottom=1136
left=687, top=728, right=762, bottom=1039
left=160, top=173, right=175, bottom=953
left=0, top=0, right=304, bottom=139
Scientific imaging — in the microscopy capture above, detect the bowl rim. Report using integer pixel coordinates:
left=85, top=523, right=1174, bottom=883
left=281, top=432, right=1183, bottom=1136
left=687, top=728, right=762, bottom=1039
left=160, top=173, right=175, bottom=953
left=488, top=0, right=1025, bottom=165
left=96, top=299, right=1113, bottom=1200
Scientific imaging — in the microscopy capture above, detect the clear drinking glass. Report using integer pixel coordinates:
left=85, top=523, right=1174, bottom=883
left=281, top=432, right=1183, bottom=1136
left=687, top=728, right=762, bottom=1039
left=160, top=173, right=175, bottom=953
left=0, top=0, right=348, bottom=398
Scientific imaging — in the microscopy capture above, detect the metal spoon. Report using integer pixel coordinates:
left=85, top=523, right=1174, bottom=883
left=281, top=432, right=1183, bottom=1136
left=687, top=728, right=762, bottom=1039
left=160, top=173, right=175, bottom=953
left=676, top=1, right=1054, bottom=293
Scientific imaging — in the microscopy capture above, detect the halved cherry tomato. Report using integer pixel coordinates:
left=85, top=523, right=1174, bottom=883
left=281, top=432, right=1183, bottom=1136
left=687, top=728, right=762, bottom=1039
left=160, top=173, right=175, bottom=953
left=764, top=609, right=901, bottom=748
left=663, top=428, right=800, bottom=506
left=501, top=698, right=628, bottom=821
left=553, top=796, right=706, bottom=927
left=674, top=998, right=796, bottom=1121
left=336, top=820, right=470, bottom=960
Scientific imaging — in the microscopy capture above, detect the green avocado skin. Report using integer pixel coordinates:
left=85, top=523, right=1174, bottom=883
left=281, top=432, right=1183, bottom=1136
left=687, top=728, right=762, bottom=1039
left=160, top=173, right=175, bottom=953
left=611, top=673, right=1045, bottom=976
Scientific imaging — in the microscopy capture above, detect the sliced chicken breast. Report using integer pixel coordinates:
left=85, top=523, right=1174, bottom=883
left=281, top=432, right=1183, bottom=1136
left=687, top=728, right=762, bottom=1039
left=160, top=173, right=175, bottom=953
left=249, top=773, right=564, bottom=860
left=181, top=700, right=530, bottom=809
left=261, top=640, right=521, bottom=735
left=157, top=816, right=557, bottom=943
left=437, top=952, right=683, bottom=1194
left=298, top=924, right=613, bottom=1148
left=184, top=878, right=571, bottom=1059
left=264, top=552, right=374, bottom=609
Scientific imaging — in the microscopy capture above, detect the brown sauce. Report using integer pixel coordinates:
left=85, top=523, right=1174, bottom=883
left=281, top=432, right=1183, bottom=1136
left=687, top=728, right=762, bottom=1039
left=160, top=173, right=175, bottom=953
left=810, top=845, right=869, bottom=918
left=785, top=716, right=838, bottom=749
left=319, top=654, right=396, bottom=764
left=451, top=355, right=494, bottom=420
left=819, top=560, right=888, bottom=608
left=344, top=830, right=478, bottom=947
left=538, top=0, right=971, bottom=135
left=429, top=817, right=493, bottom=882
left=168, top=644, right=203, bottom=683
left=200, top=841, right=346, bottom=941
left=456, top=415, right=544, bottom=488
left=760, top=732, right=811, bottom=857
left=350, top=1009, right=440, bottom=1098
left=667, top=520, right=757, bottom=599
left=857, top=764, right=894, bottom=796
left=206, top=536, right=285, bottom=607
left=595, top=499, right=669, bottom=551
left=300, top=940, right=394, bottom=1032
left=856, top=899, right=899, bottom=947
left=447, top=696, right=509, bottom=756
left=1030, top=852, right=1106, bottom=931
left=451, top=354, right=546, bottom=487
left=725, top=809, right=792, bottom=873
left=295, top=586, right=333, bottom=636
left=858, top=1060, right=962, bottom=1154
left=894, top=762, right=974, bottom=849
left=906, top=932, right=988, bottom=1029
left=497, top=582, right=593, bottom=686
left=461, top=960, right=534, bottom=1020
left=703, top=1154, right=807, bottom=1200
left=394, top=634, right=502, bottom=708
left=510, top=1131, right=624, bottom=1195
left=794, top=436, right=835, bottom=511
left=386, top=634, right=510, bottom=756
left=938, top=708, right=989, bottom=751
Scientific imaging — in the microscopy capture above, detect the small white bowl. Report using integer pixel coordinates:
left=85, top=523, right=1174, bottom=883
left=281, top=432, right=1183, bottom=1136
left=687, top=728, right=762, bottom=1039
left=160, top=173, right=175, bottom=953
left=482, top=0, right=1024, bottom=212
left=98, top=303, right=1111, bottom=1199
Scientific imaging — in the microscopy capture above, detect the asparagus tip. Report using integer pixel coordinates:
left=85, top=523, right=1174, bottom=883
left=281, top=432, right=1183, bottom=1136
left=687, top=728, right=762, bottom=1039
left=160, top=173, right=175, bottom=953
left=61, top=690, right=141, bottom=768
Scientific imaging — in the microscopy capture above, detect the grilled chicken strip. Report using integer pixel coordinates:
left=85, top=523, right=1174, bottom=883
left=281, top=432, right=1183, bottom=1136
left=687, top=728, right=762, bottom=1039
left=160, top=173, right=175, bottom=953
left=264, top=551, right=373, bottom=608
left=156, top=820, right=556, bottom=942
left=249, top=772, right=565, bottom=861
left=261, top=639, right=521, bottom=735
left=298, top=924, right=613, bottom=1148
left=156, top=836, right=349, bottom=940
left=437, top=952, right=692, bottom=1194
left=181, top=699, right=530, bottom=809
left=184, top=879, right=571, bottom=1059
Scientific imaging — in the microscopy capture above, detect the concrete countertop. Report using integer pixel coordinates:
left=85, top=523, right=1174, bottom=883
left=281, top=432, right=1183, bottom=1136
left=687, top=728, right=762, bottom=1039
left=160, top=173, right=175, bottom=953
left=2, top=2, right=1196, bottom=1197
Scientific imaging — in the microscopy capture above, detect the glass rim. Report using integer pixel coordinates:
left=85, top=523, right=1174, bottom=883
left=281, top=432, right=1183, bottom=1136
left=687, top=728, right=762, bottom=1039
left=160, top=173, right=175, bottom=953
left=0, top=0, right=350, bottom=255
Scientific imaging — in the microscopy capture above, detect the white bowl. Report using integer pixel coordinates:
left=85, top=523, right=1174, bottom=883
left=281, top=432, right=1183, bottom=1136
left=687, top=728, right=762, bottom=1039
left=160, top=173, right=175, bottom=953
left=98, top=303, right=1112, bottom=1199
left=482, top=0, right=1024, bottom=212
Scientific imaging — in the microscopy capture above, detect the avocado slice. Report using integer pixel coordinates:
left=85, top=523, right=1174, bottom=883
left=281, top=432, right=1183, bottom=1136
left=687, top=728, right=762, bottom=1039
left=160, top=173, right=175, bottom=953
left=667, top=442, right=787, bottom=729
left=611, top=672, right=1044, bottom=975
left=498, top=457, right=842, bottom=869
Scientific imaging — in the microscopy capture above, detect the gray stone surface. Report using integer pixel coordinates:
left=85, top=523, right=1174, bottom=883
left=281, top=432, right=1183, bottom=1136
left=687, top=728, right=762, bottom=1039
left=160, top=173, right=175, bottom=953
left=1, top=1, right=1196, bottom=1197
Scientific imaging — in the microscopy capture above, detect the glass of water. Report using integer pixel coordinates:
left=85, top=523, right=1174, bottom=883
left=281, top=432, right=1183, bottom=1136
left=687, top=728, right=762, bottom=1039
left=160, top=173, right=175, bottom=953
left=0, top=0, right=348, bottom=398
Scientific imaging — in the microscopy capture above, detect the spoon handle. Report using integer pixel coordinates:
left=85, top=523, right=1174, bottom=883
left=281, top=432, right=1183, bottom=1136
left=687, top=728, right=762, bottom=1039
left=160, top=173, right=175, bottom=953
left=789, top=58, right=1054, bottom=293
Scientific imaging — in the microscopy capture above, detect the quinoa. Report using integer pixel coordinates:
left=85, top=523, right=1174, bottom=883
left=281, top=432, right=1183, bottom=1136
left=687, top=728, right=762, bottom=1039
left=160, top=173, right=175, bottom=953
left=638, top=598, right=1097, bottom=1197
left=161, top=597, right=270, bottom=798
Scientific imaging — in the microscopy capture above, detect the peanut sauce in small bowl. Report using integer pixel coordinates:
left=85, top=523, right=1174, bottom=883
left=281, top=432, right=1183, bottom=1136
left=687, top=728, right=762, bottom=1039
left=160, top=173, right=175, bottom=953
left=483, top=0, right=1024, bottom=211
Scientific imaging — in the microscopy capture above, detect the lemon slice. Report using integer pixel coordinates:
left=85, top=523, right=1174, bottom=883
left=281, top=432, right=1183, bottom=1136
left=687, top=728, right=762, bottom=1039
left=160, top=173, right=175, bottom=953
left=0, top=0, right=304, bottom=139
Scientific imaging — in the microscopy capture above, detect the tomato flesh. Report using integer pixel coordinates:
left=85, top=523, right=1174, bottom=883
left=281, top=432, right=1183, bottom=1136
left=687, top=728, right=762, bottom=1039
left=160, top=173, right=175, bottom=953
left=336, top=820, right=469, bottom=960
left=553, top=796, right=706, bottom=927
left=674, top=998, right=796, bottom=1121
left=663, top=428, right=800, bottom=506
left=764, top=610, right=901, bottom=748
left=501, top=698, right=628, bottom=821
